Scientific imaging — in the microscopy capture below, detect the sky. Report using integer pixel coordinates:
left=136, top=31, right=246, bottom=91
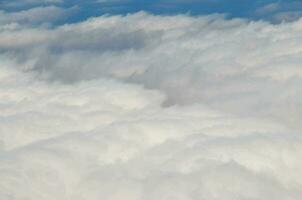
left=1, top=0, right=302, bottom=24
left=1, top=1, right=302, bottom=200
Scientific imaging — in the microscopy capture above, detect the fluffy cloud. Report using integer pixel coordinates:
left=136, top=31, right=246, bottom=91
left=1, top=12, right=302, bottom=199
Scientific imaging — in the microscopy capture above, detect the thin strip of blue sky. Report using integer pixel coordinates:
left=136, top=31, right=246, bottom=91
left=71, top=0, right=302, bottom=24
left=1, top=0, right=302, bottom=24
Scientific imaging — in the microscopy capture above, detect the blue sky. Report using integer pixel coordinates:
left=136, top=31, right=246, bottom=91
left=1, top=0, right=302, bottom=24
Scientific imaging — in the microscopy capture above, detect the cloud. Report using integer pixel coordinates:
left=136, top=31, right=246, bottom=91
left=254, top=2, right=302, bottom=23
left=0, top=6, right=75, bottom=26
left=3, top=12, right=301, bottom=126
left=0, top=0, right=63, bottom=8
left=272, top=11, right=302, bottom=23
left=1, top=12, right=302, bottom=199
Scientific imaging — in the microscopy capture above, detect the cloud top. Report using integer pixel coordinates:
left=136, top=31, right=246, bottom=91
left=1, top=12, right=302, bottom=200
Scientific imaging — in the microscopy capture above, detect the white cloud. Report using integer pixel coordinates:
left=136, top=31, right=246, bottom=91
left=1, top=12, right=302, bottom=199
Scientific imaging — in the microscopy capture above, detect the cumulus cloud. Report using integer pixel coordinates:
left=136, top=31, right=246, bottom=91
left=1, top=12, right=302, bottom=199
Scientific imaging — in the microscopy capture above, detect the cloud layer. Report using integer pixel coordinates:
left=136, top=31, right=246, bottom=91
left=1, top=12, right=302, bottom=199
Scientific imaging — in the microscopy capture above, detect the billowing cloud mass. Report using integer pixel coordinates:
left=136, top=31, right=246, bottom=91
left=1, top=11, right=302, bottom=200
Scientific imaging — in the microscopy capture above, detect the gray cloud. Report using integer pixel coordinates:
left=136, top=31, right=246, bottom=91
left=254, top=2, right=302, bottom=23
left=3, top=12, right=301, bottom=127
left=0, top=6, right=76, bottom=27
left=0, top=0, right=62, bottom=8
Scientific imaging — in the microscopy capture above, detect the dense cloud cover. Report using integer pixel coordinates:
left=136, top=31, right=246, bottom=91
left=1, top=10, right=302, bottom=200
